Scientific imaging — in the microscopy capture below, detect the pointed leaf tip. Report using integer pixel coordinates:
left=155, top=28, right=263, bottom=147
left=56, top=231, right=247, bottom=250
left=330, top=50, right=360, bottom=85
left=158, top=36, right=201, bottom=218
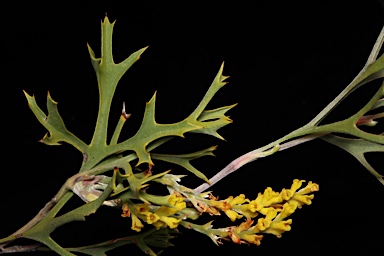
left=215, top=62, right=229, bottom=84
left=47, top=91, right=58, bottom=104
left=102, top=15, right=112, bottom=24
left=23, top=90, right=33, bottom=99
left=87, top=43, right=95, bottom=57
left=135, top=46, right=149, bottom=60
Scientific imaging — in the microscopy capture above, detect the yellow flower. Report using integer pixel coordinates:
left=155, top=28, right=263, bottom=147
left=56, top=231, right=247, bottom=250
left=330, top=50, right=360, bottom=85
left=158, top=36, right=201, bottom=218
left=207, top=198, right=231, bottom=211
left=290, top=194, right=314, bottom=208
left=168, top=193, right=187, bottom=209
left=229, top=194, right=249, bottom=206
left=248, top=196, right=262, bottom=212
left=156, top=205, right=182, bottom=216
left=235, top=204, right=259, bottom=219
left=259, top=207, right=278, bottom=217
left=263, top=187, right=282, bottom=205
left=255, top=207, right=276, bottom=230
left=225, top=209, right=243, bottom=222
left=255, top=217, right=271, bottom=231
left=159, top=216, right=182, bottom=229
left=153, top=195, right=187, bottom=217
left=290, top=179, right=305, bottom=192
left=142, top=211, right=160, bottom=224
left=273, top=202, right=297, bottom=222
left=241, top=234, right=263, bottom=246
left=131, top=213, right=144, bottom=232
left=133, top=203, right=150, bottom=213
left=264, top=219, right=292, bottom=238
left=297, top=181, right=319, bottom=195
left=248, top=188, right=282, bottom=213
left=265, top=207, right=278, bottom=220
left=234, top=218, right=254, bottom=233
left=220, top=195, right=253, bottom=221
left=280, top=188, right=294, bottom=201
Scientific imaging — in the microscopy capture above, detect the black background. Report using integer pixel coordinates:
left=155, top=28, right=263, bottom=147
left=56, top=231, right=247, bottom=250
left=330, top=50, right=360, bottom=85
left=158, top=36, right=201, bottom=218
left=3, top=1, right=384, bottom=255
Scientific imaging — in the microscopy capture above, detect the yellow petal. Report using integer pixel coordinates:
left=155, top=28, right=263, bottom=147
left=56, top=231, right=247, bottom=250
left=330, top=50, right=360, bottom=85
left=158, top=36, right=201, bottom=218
left=159, top=216, right=182, bottom=229
left=259, top=207, right=277, bottom=218
left=255, top=217, right=271, bottom=231
left=264, top=219, right=292, bottom=238
left=229, top=194, right=248, bottom=206
left=134, top=204, right=150, bottom=213
left=240, top=209, right=259, bottom=219
left=225, top=209, right=243, bottom=222
left=248, top=199, right=261, bottom=212
left=241, top=234, right=263, bottom=246
left=131, top=214, right=144, bottom=232
left=209, top=199, right=231, bottom=211
left=297, top=181, right=319, bottom=195
left=262, top=187, right=282, bottom=206
left=155, top=205, right=181, bottom=216
left=168, top=194, right=186, bottom=210
left=290, top=179, right=305, bottom=193
left=142, top=212, right=160, bottom=224
left=291, top=194, right=314, bottom=208
left=265, top=208, right=278, bottom=221
left=280, top=188, right=294, bottom=201
left=274, top=202, right=297, bottom=222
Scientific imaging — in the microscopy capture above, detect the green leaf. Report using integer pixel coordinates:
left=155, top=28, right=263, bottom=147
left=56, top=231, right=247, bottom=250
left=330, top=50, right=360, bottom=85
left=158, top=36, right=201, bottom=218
left=115, top=92, right=201, bottom=166
left=107, top=62, right=234, bottom=167
left=189, top=118, right=233, bottom=140
left=23, top=91, right=87, bottom=153
left=197, top=104, right=237, bottom=122
left=322, top=134, right=384, bottom=185
left=152, top=146, right=217, bottom=183
left=88, top=16, right=148, bottom=151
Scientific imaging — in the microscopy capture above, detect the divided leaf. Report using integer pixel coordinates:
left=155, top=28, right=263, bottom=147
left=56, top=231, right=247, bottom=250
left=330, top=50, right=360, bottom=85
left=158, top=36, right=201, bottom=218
left=197, top=104, right=237, bottom=122
left=152, top=146, right=217, bottom=183
left=114, top=92, right=202, bottom=166
left=109, top=63, right=234, bottom=168
left=23, top=91, right=87, bottom=153
left=25, top=17, right=235, bottom=177
left=322, top=134, right=384, bottom=184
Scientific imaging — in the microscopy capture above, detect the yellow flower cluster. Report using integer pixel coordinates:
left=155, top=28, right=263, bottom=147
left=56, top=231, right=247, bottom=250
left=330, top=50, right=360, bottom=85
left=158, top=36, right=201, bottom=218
left=121, top=178, right=318, bottom=248
left=198, top=180, right=319, bottom=245
left=121, top=193, right=186, bottom=232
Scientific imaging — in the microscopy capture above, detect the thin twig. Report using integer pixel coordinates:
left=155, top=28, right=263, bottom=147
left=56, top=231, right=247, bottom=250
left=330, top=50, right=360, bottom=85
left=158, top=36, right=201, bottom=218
left=366, top=26, right=384, bottom=66
left=194, top=133, right=326, bottom=193
left=309, top=26, right=384, bottom=126
left=0, top=243, right=41, bottom=254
